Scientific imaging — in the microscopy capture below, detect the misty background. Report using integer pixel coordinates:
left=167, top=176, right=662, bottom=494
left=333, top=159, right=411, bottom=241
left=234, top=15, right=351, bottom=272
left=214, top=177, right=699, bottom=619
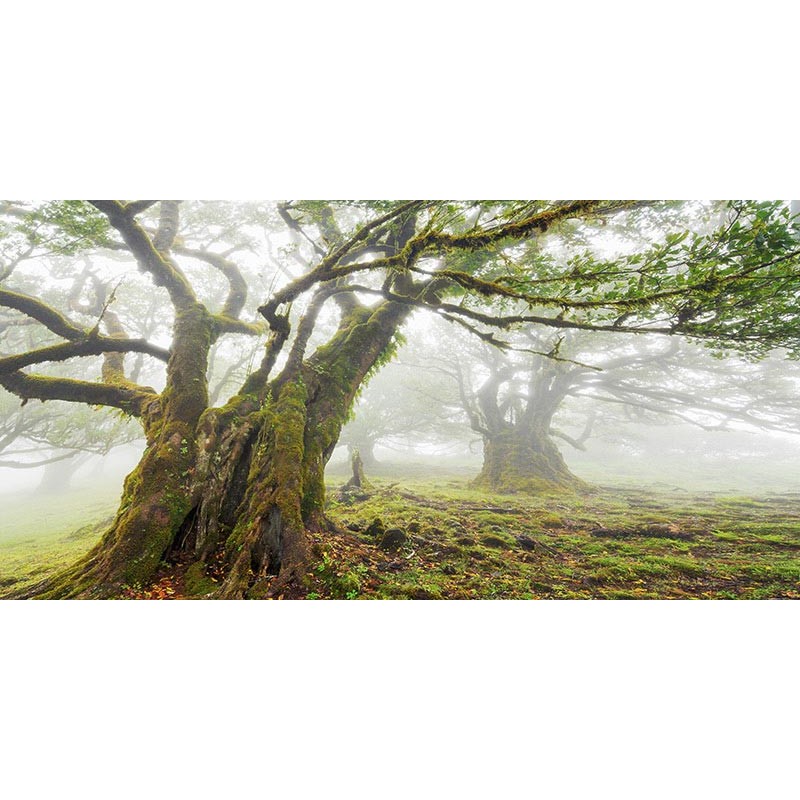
left=3, top=315, right=799, bottom=506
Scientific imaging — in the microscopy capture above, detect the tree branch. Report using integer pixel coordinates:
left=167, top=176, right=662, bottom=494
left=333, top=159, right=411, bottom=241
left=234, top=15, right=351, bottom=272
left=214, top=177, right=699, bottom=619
left=123, top=201, right=158, bottom=216
left=0, top=371, right=158, bottom=416
left=0, top=288, right=87, bottom=340
left=0, top=335, right=169, bottom=374
left=174, top=245, right=249, bottom=319
left=0, top=450, right=80, bottom=469
left=89, top=201, right=196, bottom=309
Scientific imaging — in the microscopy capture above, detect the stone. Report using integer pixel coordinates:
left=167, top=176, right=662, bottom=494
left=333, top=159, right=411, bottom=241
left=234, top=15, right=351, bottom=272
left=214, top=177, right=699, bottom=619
left=378, top=528, right=407, bottom=551
left=515, top=535, right=537, bottom=551
left=365, top=518, right=385, bottom=539
left=482, top=535, right=509, bottom=549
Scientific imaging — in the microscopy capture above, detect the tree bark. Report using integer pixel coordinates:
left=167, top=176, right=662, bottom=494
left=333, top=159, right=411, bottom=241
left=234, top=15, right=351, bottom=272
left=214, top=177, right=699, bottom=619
left=474, top=423, right=585, bottom=494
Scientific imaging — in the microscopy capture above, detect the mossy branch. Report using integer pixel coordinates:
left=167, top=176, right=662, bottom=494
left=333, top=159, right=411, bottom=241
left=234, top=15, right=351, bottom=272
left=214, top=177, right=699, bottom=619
left=90, top=201, right=197, bottom=309
left=257, top=201, right=609, bottom=325
left=0, top=288, right=87, bottom=340
left=0, top=370, right=158, bottom=416
left=0, top=335, right=169, bottom=373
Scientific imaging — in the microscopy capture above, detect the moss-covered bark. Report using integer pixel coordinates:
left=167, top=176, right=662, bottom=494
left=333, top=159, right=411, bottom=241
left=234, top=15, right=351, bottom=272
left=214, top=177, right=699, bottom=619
left=11, top=303, right=215, bottom=598
left=474, top=425, right=586, bottom=494
left=216, top=379, right=310, bottom=597
left=201, top=300, right=412, bottom=598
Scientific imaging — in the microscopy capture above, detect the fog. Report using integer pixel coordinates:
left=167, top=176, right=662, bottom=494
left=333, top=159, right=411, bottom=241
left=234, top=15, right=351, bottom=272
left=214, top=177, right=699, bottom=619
left=0, top=443, right=144, bottom=496
left=327, top=326, right=800, bottom=494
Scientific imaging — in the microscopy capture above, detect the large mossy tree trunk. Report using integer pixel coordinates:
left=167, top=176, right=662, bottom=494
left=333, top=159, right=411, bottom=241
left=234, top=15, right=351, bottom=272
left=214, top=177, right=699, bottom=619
left=13, top=298, right=409, bottom=599
left=195, top=301, right=410, bottom=599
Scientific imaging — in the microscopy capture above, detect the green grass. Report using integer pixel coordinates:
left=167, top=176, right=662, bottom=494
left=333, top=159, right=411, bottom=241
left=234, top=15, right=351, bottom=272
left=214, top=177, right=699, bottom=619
left=2, top=468, right=799, bottom=599
left=0, top=481, right=121, bottom=593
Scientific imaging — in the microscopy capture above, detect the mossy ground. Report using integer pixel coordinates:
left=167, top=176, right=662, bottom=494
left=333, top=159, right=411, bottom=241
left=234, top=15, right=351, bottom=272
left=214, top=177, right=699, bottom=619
left=0, top=483, right=119, bottom=594
left=310, top=474, right=800, bottom=600
left=2, top=469, right=799, bottom=599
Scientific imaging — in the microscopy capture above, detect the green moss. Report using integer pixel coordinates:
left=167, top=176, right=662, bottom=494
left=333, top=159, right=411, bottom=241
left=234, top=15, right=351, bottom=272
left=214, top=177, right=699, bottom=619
left=270, top=379, right=308, bottom=524
left=540, top=513, right=564, bottom=528
left=315, top=474, right=800, bottom=600
left=221, top=378, right=310, bottom=573
left=245, top=577, right=275, bottom=599
left=379, top=582, right=444, bottom=600
left=474, top=431, right=586, bottom=495
left=184, top=562, right=217, bottom=597
left=313, top=552, right=368, bottom=599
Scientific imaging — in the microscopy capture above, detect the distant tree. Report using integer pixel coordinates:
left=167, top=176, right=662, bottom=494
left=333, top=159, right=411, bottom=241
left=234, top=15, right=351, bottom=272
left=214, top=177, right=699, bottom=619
left=448, top=329, right=800, bottom=492
left=338, top=337, right=473, bottom=468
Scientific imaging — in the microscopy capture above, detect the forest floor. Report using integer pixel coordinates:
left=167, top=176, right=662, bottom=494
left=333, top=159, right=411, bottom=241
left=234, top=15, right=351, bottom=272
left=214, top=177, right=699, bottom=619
left=1, top=470, right=799, bottom=599
left=310, top=478, right=800, bottom=599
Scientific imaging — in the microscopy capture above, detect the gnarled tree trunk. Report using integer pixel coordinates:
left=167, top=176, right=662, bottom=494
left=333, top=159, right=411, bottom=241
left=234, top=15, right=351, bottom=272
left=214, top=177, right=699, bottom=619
left=474, top=423, right=585, bottom=493
left=199, top=301, right=409, bottom=599
left=10, top=301, right=214, bottom=598
left=466, top=355, right=587, bottom=494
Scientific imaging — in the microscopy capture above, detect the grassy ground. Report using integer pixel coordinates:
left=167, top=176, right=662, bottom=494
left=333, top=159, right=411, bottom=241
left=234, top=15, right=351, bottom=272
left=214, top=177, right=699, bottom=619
left=310, top=474, right=800, bottom=600
left=2, top=470, right=799, bottom=599
left=0, top=482, right=119, bottom=594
